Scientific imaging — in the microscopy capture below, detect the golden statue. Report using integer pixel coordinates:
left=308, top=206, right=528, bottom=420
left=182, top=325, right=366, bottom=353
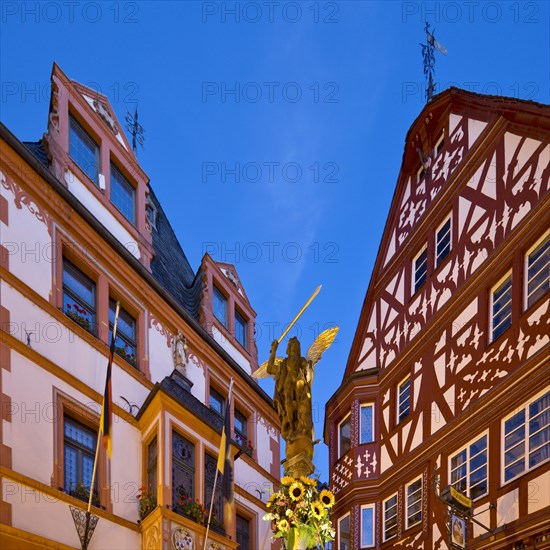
left=254, top=326, right=338, bottom=477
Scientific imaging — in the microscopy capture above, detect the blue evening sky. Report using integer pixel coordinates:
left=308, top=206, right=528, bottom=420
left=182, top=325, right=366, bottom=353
left=1, top=1, right=549, bottom=482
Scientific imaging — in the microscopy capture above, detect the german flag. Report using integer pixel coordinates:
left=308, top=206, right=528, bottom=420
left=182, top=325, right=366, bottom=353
left=217, top=378, right=234, bottom=524
left=100, top=302, right=120, bottom=459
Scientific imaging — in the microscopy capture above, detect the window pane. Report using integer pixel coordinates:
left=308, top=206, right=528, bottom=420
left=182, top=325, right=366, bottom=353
left=339, top=417, right=351, bottom=458
left=339, top=515, right=350, bottom=550
left=360, top=405, right=373, bottom=444
left=69, top=116, right=99, bottom=184
left=172, top=432, right=195, bottom=507
left=109, top=300, right=137, bottom=366
left=436, top=218, right=452, bottom=266
left=399, top=378, right=411, bottom=422
left=236, top=514, right=250, bottom=550
left=407, top=479, right=422, bottom=527
left=492, top=276, right=512, bottom=340
left=384, top=495, right=398, bottom=540
left=63, top=417, right=97, bottom=494
left=235, top=311, right=247, bottom=347
left=527, top=234, right=549, bottom=308
left=65, top=418, right=96, bottom=451
left=147, top=437, right=158, bottom=495
left=110, top=163, right=136, bottom=223
left=204, top=453, right=224, bottom=525
left=63, top=261, right=96, bottom=334
left=210, top=388, right=225, bottom=416
left=361, top=507, right=374, bottom=547
left=64, top=446, right=78, bottom=490
left=414, top=248, right=428, bottom=292
left=213, top=286, right=228, bottom=327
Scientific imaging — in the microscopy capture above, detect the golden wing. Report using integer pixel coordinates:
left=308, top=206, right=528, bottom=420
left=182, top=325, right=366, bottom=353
left=306, top=327, right=339, bottom=366
left=252, top=357, right=283, bottom=379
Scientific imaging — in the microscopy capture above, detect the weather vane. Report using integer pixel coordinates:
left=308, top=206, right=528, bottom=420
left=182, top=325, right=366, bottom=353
left=421, top=22, right=448, bottom=102
left=125, top=105, right=145, bottom=155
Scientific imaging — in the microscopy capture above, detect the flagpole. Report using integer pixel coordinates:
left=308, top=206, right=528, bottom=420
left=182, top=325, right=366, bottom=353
left=203, top=378, right=234, bottom=550
left=76, top=302, right=120, bottom=550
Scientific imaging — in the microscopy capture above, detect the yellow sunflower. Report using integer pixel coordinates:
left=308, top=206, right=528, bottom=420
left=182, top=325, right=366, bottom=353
left=281, top=476, right=295, bottom=486
left=277, top=519, right=290, bottom=533
left=320, top=489, right=335, bottom=508
left=311, top=500, right=325, bottom=520
left=300, top=476, right=317, bottom=486
left=289, top=481, right=305, bottom=501
left=266, top=492, right=277, bottom=507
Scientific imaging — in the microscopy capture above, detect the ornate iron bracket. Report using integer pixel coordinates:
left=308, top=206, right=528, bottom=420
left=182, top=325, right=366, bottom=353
left=69, top=506, right=99, bottom=550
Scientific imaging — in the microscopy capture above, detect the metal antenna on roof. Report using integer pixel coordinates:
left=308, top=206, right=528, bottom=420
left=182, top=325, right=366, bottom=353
left=420, top=22, right=448, bottom=102
left=125, top=105, right=145, bottom=155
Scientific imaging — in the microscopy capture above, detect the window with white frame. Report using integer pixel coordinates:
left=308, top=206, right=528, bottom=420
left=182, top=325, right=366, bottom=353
left=360, top=404, right=374, bottom=444
left=406, top=477, right=422, bottom=528
left=398, top=376, right=411, bottom=423
left=413, top=246, right=428, bottom=293
left=338, top=513, right=350, bottom=550
left=435, top=215, right=452, bottom=266
left=450, top=434, right=488, bottom=500
left=525, top=232, right=549, bottom=310
left=490, top=273, right=512, bottom=342
left=383, top=494, right=398, bottom=541
left=503, top=389, right=549, bottom=483
left=360, top=505, right=375, bottom=547
left=338, top=415, right=351, bottom=458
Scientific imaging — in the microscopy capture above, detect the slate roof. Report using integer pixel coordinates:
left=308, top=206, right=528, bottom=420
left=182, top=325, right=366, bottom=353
left=23, top=140, right=48, bottom=166
left=148, top=186, right=202, bottom=320
left=22, top=140, right=203, bottom=321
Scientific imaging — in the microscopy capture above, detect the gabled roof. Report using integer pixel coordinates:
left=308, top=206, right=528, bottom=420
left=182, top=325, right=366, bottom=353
left=343, top=87, right=550, bottom=381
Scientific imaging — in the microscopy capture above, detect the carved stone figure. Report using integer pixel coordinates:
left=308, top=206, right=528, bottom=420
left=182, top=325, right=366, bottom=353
left=173, top=332, right=187, bottom=374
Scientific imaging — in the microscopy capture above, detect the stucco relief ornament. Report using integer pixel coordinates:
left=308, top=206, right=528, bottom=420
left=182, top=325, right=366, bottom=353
left=173, top=331, right=188, bottom=375
left=171, top=527, right=193, bottom=549
left=254, top=286, right=338, bottom=549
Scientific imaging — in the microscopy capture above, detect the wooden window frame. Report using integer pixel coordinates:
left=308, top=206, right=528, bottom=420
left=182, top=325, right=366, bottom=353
left=412, top=245, right=428, bottom=295
left=435, top=213, right=452, bottom=268
left=383, top=493, right=398, bottom=542
left=52, top=389, right=110, bottom=511
left=338, top=413, right=351, bottom=459
left=489, top=270, right=513, bottom=343
left=501, top=388, right=550, bottom=485
left=405, top=476, right=423, bottom=529
left=338, top=512, right=351, bottom=550
left=448, top=431, right=489, bottom=501
left=397, top=375, right=412, bottom=425
left=524, top=229, right=550, bottom=311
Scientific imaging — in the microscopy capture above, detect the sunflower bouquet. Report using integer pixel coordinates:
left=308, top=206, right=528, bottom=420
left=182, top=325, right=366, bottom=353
left=263, top=476, right=335, bottom=549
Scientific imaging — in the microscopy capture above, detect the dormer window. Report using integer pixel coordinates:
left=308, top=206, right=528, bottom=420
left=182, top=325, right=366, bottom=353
left=69, top=115, right=99, bottom=185
left=110, top=163, right=136, bottom=224
left=213, top=285, right=228, bottom=328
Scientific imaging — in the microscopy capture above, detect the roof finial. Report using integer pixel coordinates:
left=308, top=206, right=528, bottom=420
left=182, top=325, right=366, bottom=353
left=125, top=105, right=145, bottom=155
left=420, top=22, right=448, bottom=102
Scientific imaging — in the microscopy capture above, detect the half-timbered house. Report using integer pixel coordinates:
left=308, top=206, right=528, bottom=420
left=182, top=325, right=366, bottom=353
left=325, top=89, right=549, bottom=549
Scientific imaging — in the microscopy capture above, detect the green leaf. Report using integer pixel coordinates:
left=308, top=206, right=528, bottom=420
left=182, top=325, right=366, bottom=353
left=287, top=526, right=296, bottom=549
